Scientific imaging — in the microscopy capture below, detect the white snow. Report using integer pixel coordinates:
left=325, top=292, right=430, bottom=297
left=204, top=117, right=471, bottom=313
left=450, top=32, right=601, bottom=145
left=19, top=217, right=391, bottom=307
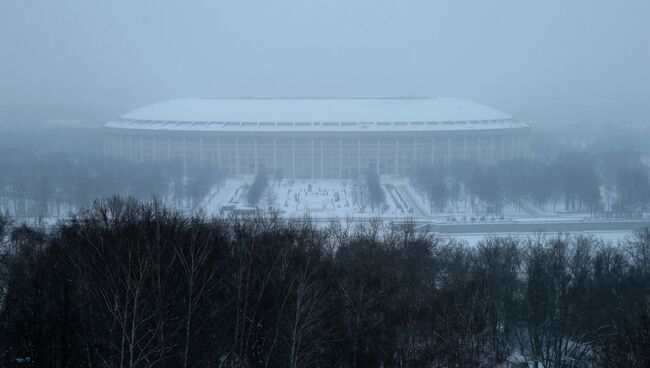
left=199, top=177, right=416, bottom=219
left=198, top=179, right=650, bottom=238
left=199, top=178, right=249, bottom=214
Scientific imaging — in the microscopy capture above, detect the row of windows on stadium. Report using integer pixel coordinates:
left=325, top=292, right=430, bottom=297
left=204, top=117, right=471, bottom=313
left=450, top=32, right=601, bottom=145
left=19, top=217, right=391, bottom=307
left=105, top=136, right=526, bottom=152
left=105, top=145, right=527, bottom=177
left=104, top=137, right=528, bottom=171
left=114, top=118, right=517, bottom=128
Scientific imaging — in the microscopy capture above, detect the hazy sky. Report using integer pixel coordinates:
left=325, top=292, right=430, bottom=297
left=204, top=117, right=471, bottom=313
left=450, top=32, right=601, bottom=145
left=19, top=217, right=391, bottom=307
left=1, top=0, right=649, bottom=118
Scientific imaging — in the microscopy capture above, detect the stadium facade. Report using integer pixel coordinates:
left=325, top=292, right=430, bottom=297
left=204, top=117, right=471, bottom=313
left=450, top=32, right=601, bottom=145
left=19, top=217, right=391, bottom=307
left=103, top=98, right=530, bottom=178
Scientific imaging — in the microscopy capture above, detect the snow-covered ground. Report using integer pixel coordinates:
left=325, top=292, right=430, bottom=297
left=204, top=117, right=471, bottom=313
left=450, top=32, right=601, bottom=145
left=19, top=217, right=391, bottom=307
left=200, top=177, right=412, bottom=218
left=199, top=178, right=249, bottom=214
left=195, top=178, right=644, bottom=247
left=198, top=177, right=632, bottom=222
left=272, top=179, right=367, bottom=217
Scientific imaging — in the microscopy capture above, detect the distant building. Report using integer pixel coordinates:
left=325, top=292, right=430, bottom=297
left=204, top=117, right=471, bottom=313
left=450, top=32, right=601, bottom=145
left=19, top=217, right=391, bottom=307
left=103, top=98, right=530, bottom=178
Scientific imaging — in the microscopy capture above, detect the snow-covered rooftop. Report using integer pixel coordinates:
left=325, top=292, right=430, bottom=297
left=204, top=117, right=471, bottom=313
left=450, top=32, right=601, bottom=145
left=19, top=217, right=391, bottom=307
left=105, top=98, right=528, bottom=133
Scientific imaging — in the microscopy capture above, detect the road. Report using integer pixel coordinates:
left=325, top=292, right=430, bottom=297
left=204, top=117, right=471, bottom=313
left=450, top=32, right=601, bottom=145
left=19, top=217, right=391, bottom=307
left=396, top=185, right=428, bottom=217
left=407, top=219, right=650, bottom=234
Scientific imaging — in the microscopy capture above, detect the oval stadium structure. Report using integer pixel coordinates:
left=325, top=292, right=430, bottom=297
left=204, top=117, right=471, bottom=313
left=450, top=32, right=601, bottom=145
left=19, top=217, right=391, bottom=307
left=103, top=98, right=530, bottom=178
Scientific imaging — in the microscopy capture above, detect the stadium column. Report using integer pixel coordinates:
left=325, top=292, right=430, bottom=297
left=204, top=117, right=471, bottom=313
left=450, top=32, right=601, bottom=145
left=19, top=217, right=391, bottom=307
left=431, top=137, right=435, bottom=165
left=447, top=137, right=451, bottom=164
left=216, top=139, right=221, bottom=168
left=152, top=137, right=157, bottom=161
left=199, top=138, right=204, bottom=167
left=292, top=138, right=296, bottom=179
left=183, top=138, right=187, bottom=175
left=320, top=140, right=324, bottom=179
left=339, top=138, right=343, bottom=178
left=128, top=136, right=133, bottom=160
left=376, top=138, right=380, bottom=174
left=413, top=137, right=417, bottom=165
left=311, top=139, right=314, bottom=179
left=357, top=138, right=361, bottom=178
left=272, top=139, right=277, bottom=173
left=395, top=138, right=400, bottom=176
left=463, top=137, right=467, bottom=161
left=235, top=139, right=239, bottom=176
left=167, top=138, right=171, bottom=161
left=490, top=136, right=495, bottom=162
left=254, top=139, right=258, bottom=173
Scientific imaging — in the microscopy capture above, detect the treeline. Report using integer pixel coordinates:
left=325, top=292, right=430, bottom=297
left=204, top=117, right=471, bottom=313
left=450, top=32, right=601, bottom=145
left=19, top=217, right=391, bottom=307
left=0, top=200, right=649, bottom=367
left=364, top=169, right=386, bottom=211
left=411, top=150, right=650, bottom=216
left=349, top=170, right=387, bottom=213
left=0, top=151, right=222, bottom=217
left=246, top=169, right=269, bottom=206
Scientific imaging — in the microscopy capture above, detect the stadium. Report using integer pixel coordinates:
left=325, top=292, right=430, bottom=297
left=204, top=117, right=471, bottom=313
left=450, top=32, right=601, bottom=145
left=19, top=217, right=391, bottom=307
left=103, top=98, right=530, bottom=178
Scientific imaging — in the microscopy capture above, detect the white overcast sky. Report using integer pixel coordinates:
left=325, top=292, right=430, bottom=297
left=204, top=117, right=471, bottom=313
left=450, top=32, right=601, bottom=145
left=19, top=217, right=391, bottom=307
left=1, top=0, right=649, bottom=118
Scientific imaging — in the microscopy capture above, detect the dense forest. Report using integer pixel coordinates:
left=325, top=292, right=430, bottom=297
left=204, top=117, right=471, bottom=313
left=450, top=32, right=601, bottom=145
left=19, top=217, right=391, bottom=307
left=0, top=199, right=649, bottom=367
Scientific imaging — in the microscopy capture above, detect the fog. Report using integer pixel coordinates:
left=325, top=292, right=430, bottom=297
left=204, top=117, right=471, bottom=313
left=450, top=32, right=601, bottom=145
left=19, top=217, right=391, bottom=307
left=3, top=3, right=650, bottom=366
left=2, top=0, right=650, bottom=119
left=1, top=0, right=650, bottom=222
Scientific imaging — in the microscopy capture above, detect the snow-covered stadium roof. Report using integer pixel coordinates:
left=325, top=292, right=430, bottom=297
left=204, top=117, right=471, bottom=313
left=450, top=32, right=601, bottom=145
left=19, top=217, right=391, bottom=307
left=105, top=98, right=528, bottom=133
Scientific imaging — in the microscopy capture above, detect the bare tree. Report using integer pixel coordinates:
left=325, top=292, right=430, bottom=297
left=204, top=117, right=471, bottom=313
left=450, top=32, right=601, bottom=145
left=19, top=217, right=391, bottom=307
left=515, top=237, right=597, bottom=368
left=69, top=198, right=166, bottom=368
left=625, top=227, right=650, bottom=275
left=287, top=256, right=335, bottom=368
left=173, top=218, right=224, bottom=368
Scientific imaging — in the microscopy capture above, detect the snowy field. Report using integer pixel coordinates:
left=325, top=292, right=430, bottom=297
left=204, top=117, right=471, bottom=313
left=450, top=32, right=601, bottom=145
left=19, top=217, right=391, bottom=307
left=200, top=177, right=412, bottom=218
left=198, top=177, right=645, bottom=223
left=195, top=178, right=644, bottom=247
left=193, top=176, right=650, bottom=251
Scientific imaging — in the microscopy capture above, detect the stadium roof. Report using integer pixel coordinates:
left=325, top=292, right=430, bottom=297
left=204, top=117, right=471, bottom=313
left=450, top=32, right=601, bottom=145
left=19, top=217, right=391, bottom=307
left=105, top=98, right=528, bottom=133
